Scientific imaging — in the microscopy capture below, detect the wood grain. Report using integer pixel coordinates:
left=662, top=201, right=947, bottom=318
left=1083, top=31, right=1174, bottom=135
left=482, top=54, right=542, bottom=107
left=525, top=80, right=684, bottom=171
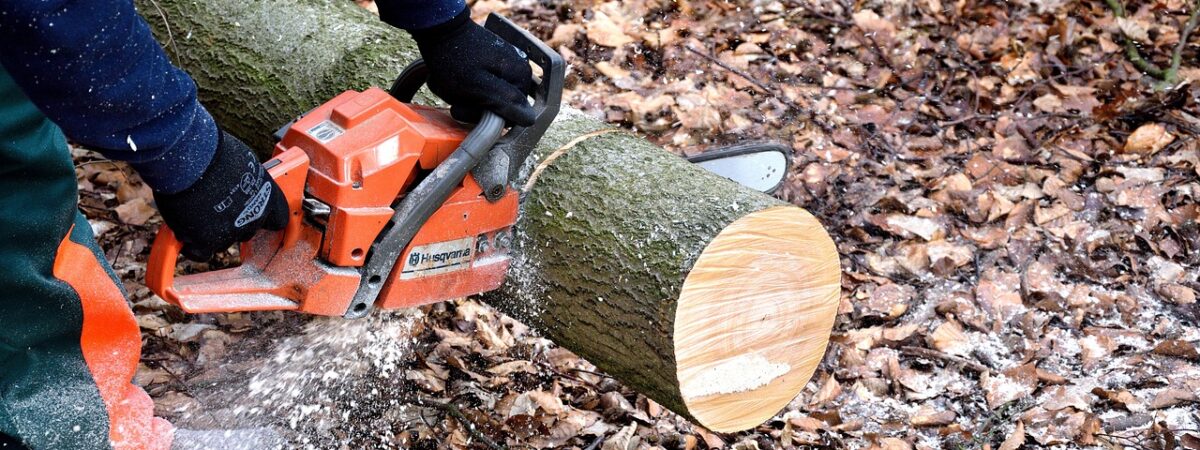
left=674, top=206, right=841, bottom=432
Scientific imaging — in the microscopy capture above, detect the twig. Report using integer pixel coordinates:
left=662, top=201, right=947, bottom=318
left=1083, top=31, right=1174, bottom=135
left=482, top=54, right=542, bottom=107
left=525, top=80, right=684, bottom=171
left=145, top=0, right=181, bottom=65
left=1168, top=0, right=1200, bottom=82
left=1104, top=0, right=1166, bottom=78
left=1104, top=0, right=1199, bottom=84
left=416, top=396, right=507, bottom=450
left=684, top=45, right=779, bottom=97
left=683, top=45, right=834, bottom=132
left=899, top=345, right=991, bottom=373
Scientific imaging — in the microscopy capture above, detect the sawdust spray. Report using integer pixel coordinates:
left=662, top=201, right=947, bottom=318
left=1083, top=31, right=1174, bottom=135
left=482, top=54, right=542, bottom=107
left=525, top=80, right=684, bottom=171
left=175, top=310, right=422, bottom=449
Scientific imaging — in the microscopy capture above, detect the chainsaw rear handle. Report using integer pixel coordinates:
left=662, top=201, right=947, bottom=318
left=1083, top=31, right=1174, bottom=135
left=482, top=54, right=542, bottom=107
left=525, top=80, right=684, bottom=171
left=389, top=13, right=565, bottom=202
left=146, top=150, right=309, bottom=311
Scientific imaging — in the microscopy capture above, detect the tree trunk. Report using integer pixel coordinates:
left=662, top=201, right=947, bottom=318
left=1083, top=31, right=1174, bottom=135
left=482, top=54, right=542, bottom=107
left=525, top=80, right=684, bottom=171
left=135, top=0, right=841, bottom=432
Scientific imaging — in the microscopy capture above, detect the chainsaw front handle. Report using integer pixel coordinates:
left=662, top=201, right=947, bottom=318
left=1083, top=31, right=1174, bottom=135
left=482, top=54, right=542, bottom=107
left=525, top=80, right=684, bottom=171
left=389, top=13, right=565, bottom=202
left=473, top=13, right=565, bottom=201
left=145, top=149, right=310, bottom=313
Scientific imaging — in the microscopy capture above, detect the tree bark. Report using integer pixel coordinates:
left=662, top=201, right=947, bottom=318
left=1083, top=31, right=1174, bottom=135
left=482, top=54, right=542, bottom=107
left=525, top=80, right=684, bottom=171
left=135, top=0, right=840, bottom=432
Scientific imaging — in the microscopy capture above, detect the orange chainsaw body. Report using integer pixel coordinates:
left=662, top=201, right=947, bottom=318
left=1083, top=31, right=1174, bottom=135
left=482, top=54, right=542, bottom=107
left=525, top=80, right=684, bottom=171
left=146, top=87, right=518, bottom=315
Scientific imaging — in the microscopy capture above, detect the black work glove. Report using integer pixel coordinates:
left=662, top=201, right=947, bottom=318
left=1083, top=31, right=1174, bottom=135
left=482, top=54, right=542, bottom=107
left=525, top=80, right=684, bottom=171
left=154, top=131, right=290, bottom=262
left=406, top=8, right=536, bottom=126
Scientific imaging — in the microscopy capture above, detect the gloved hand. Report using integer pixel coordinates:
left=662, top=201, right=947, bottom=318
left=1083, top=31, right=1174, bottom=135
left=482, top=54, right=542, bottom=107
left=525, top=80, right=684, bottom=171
left=153, top=131, right=289, bottom=262
left=408, top=8, right=536, bottom=126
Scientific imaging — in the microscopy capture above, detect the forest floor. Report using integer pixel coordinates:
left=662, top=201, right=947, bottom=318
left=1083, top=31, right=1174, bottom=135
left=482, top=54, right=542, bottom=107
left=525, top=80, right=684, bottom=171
left=74, top=0, right=1200, bottom=448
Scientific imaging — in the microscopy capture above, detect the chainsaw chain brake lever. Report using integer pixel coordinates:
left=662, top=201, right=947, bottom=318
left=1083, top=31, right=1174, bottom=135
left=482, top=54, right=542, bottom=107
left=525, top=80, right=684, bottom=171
left=389, top=13, right=566, bottom=202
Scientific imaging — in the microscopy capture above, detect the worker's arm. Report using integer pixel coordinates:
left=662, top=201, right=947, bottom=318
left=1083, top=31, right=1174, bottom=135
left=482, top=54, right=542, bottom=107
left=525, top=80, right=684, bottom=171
left=374, top=0, right=466, bottom=30
left=0, top=0, right=288, bottom=261
left=0, top=0, right=215, bottom=194
left=376, top=1, right=537, bottom=126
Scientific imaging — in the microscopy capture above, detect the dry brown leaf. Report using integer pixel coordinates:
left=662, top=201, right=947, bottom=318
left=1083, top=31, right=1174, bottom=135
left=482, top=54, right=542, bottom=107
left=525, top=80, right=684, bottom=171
left=883, top=324, right=920, bottom=342
left=1022, top=406, right=1088, bottom=445
left=852, top=10, right=896, bottom=42
left=1033, top=93, right=1063, bottom=113
left=116, top=197, right=156, bottom=226
left=910, top=404, right=956, bottom=427
left=1041, top=385, right=1092, bottom=412
left=877, top=437, right=911, bottom=450
left=694, top=427, right=726, bottom=449
left=984, top=363, right=1038, bottom=408
left=1092, top=387, right=1142, bottom=411
left=865, top=283, right=914, bottom=320
left=998, top=420, right=1025, bottom=450
left=809, top=374, right=842, bottom=408
left=1149, top=388, right=1198, bottom=409
left=488, top=360, right=537, bottom=376
left=977, top=269, right=1025, bottom=323
left=594, top=61, right=631, bottom=79
left=1157, top=283, right=1197, bottom=304
left=1116, top=17, right=1152, bottom=43
left=1152, top=339, right=1200, bottom=360
left=547, top=24, right=582, bottom=47
left=1123, top=123, right=1175, bottom=155
left=585, top=11, right=634, bottom=47
left=542, top=408, right=604, bottom=447
left=926, top=240, right=974, bottom=271
left=930, top=320, right=970, bottom=356
left=788, top=415, right=827, bottom=433
left=885, top=214, right=944, bottom=241
left=1080, top=334, right=1114, bottom=370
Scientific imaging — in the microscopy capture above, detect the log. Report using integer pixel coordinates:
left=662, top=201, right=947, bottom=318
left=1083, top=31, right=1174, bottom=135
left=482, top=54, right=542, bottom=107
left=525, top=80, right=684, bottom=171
left=135, top=0, right=841, bottom=432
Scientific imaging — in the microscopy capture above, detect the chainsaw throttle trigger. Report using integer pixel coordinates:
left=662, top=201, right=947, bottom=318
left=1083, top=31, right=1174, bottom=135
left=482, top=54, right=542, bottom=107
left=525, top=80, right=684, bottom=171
left=145, top=147, right=311, bottom=313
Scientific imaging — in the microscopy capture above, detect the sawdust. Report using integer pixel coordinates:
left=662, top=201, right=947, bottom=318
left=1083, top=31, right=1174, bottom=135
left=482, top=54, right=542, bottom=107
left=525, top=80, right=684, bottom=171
left=680, top=353, right=790, bottom=399
left=176, top=310, right=420, bottom=448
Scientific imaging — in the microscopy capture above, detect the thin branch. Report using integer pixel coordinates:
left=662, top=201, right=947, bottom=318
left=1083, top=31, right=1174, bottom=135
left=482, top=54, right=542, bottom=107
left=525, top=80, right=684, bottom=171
left=1166, top=0, right=1200, bottom=82
left=899, top=346, right=991, bottom=373
left=145, top=0, right=181, bottom=65
left=683, top=45, right=835, bottom=132
left=415, top=396, right=507, bottom=450
left=684, top=45, right=780, bottom=98
left=1105, top=0, right=1167, bottom=78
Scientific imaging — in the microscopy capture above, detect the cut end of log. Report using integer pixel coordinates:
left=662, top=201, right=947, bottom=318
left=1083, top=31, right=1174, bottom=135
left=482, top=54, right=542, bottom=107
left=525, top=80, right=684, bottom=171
left=674, top=206, right=841, bottom=432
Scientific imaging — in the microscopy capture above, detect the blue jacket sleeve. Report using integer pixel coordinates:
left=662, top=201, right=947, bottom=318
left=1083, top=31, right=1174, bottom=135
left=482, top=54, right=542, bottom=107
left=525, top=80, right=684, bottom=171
left=0, top=0, right=217, bottom=194
left=375, top=0, right=466, bottom=30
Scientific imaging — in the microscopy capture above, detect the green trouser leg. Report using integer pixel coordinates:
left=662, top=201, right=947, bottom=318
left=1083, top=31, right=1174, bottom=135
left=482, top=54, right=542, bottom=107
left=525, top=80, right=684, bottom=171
left=0, top=67, right=171, bottom=449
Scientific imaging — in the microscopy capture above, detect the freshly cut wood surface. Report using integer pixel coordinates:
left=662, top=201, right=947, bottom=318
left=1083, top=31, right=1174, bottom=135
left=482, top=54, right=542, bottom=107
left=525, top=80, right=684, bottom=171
left=675, top=206, right=840, bottom=432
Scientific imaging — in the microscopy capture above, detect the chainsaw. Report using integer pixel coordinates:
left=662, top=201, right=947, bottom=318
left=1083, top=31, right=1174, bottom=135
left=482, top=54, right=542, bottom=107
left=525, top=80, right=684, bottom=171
left=146, top=14, right=565, bottom=319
